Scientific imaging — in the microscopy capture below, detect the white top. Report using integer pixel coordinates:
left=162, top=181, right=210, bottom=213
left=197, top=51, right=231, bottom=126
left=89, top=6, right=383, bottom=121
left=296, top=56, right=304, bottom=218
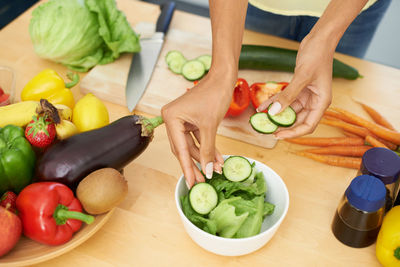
left=248, top=0, right=377, bottom=17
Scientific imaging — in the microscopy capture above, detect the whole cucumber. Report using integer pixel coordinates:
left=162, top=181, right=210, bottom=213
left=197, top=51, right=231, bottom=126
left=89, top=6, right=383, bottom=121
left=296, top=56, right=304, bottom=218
left=239, top=45, right=362, bottom=80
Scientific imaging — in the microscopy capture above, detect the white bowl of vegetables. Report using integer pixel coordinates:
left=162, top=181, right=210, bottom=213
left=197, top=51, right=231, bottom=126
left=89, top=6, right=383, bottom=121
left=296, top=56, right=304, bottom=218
left=175, top=155, right=289, bottom=256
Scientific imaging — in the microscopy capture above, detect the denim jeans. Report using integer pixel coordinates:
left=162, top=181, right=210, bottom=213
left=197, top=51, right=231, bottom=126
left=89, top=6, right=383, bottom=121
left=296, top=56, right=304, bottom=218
left=245, top=0, right=392, bottom=58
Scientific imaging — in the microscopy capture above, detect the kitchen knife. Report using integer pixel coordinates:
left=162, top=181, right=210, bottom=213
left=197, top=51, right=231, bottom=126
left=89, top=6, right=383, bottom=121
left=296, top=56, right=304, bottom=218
left=126, top=2, right=176, bottom=111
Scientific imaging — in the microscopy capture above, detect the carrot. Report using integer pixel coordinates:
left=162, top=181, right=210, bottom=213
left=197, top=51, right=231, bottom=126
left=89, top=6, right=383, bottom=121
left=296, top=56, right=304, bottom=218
left=321, top=117, right=397, bottom=150
left=343, top=131, right=360, bottom=138
left=295, top=151, right=362, bottom=169
left=324, top=110, right=355, bottom=124
left=332, top=107, right=400, bottom=145
left=365, top=135, right=389, bottom=149
left=303, top=146, right=371, bottom=157
left=374, top=136, right=398, bottom=150
left=358, top=102, right=396, bottom=131
left=320, top=118, right=370, bottom=137
left=286, top=137, right=365, bottom=147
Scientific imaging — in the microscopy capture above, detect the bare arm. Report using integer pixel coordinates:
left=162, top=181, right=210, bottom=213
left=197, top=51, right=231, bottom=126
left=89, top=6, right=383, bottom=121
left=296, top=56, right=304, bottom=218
left=161, top=0, right=248, bottom=188
left=258, top=0, right=369, bottom=139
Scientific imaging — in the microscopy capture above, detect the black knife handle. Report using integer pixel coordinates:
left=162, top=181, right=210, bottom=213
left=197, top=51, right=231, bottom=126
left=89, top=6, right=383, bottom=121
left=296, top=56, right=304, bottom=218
left=155, top=2, right=176, bottom=34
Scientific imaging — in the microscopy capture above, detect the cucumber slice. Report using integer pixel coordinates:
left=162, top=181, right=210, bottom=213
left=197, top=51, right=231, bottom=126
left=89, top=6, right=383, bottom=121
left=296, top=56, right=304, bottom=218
left=165, top=50, right=186, bottom=64
left=223, top=156, right=253, bottom=182
left=249, top=112, right=278, bottom=134
left=242, top=163, right=256, bottom=185
left=168, top=56, right=187, bottom=74
left=181, top=60, right=206, bottom=81
left=196, top=55, right=212, bottom=71
left=268, top=105, right=297, bottom=127
left=189, top=183, right=218, bottom=215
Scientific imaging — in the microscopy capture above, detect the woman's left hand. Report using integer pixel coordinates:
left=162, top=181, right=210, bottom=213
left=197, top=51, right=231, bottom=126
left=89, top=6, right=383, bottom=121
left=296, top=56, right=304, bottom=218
left=257, top=33, right=334, bottom=139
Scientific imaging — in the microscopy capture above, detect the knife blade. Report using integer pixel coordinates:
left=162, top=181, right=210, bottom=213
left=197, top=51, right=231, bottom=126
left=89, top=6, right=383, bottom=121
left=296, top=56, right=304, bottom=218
left=126, top=2, right=176, bottom=111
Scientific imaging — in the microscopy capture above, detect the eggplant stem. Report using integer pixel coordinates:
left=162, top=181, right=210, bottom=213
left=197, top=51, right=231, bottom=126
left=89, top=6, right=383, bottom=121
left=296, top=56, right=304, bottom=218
left=141, top=116, right=164, bottom=136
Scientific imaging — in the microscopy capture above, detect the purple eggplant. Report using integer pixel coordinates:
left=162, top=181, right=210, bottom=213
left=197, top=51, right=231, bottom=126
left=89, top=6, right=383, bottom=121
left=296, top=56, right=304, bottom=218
left=36, top=115, right=163, bottom=190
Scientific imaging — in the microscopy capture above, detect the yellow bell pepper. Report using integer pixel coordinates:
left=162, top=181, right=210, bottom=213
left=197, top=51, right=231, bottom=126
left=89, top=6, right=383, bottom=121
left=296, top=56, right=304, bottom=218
left=376, top=206, right=400, bottom=267
left=21, top=69, right=79, bottom=109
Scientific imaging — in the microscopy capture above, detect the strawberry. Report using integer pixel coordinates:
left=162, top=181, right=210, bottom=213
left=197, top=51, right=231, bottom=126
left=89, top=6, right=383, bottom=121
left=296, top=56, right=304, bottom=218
left=0, top=93, right=10, bottom=106
left=0, top=191, right=17, bottom=213
left=25, top=116, right=56, bottom=148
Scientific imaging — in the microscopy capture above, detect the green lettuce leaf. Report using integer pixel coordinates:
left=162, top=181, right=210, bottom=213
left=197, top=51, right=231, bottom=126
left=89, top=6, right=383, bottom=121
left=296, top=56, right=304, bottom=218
left=30, top=0, right=140, bottom=72
left=209, top=197, right=248, bottom=238
left=234, top=196, right=265, bottom=238
left=180, top=195, right=217, bottom=235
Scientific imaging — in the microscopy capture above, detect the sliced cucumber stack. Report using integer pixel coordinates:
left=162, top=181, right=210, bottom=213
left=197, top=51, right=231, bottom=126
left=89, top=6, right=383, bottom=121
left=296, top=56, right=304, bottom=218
left=223, top=156, right=253, bottom=182
left=268, top=105, right=297, bottom=127
left=165, top=51, right=211, bottom=80
left=182, top=60, right=206, bottom=81
left=196, top=55, right=212, bottom=71
left=189, top=183, right=218, bottom=215
left=166, top=51, right=187, bottom=74
left=250, top=112, right=278, bottom=134
left=250, top=106, right=297, bottom=134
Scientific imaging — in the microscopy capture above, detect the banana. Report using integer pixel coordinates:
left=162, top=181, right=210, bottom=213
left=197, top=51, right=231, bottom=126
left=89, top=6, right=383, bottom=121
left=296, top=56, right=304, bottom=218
left=0, top=101, right=40, bottom=127
left=53, top=104, right=72, bottom=121
left=55, top=120, right=79, bottom=140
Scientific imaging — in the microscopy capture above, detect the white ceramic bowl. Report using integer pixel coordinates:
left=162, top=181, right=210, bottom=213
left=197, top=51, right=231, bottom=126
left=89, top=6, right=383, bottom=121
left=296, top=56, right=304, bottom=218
left=175, top=156, right=290, bottom=256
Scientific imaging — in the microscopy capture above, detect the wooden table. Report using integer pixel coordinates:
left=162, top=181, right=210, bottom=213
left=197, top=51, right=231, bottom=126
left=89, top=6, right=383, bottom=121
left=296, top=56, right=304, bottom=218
left=1, top=0, right=399, bottom=266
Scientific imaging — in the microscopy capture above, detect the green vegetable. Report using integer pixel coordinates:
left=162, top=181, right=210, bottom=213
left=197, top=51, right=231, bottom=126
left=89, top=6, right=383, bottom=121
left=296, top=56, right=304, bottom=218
left=29, top=0, right=140, bottom=72
left=181, top=165, right=275, bottom=238
left=0, top=125, right=36, bottom=195
left=209, top=197, right=249, bottom=238
left=239, top=45, right=362, bottom=80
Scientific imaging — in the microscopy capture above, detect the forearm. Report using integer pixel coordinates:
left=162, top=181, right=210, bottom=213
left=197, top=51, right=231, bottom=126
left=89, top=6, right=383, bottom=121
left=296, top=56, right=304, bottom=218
left=308, top=0, right=368, bottom=51
left=208, top=0, right=248, bottom=81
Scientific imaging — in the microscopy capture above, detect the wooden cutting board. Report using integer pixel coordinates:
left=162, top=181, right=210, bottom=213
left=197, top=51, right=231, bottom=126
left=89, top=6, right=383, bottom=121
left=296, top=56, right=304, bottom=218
left=80, top=23, right=293, bottom=149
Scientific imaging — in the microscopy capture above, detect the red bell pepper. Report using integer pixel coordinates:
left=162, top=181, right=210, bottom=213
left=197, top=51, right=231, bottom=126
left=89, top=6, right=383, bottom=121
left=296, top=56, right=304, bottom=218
left=225, top=78, right=250, bottom=117
left=16, top=182, right=94, bottom=246
left=249, top=82, right=288, bottom=110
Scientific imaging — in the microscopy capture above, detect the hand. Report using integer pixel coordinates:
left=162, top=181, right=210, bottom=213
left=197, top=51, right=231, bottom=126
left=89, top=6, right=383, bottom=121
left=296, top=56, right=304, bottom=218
left=161, top=72, right=236, bottom=188
left=257, top=34, right=334, bottom=139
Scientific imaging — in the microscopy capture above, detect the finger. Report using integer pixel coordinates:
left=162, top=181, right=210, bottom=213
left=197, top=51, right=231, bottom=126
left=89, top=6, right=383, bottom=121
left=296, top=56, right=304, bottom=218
left=273, top=108, right=309, bottom=135
left=290, top=99, right=304, bottom=113
left=192, top=160, right=205, bottom=183
left=167, top=121, right=197, bottom=189
left=258, top=73, right=310, bottom=115
left=199, top=125, right=217, bottom=179
left=185, top=133, right=200, bottom=162
left=193, top=130, right=223, bottom=173
left=275, top=107, right=324, bottom=139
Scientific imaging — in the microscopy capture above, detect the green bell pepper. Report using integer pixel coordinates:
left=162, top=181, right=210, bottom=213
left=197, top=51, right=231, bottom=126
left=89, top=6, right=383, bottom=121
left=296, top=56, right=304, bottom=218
left=0, top=125, right=36, bottom=194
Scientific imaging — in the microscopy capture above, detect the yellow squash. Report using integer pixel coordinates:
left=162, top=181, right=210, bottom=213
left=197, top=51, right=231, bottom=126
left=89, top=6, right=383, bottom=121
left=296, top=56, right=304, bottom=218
left=72, top=93, right=109, bottom=132
left=21, top=69, right=79, bottom=109
left=376, top=206, right=400, bottom=267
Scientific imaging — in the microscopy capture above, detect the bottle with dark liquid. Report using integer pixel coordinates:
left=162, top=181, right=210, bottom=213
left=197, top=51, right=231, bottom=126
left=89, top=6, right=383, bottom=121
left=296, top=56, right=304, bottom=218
left=332, top=175, right=386, bottom=248
left=358, top=147, right=400, bottom=212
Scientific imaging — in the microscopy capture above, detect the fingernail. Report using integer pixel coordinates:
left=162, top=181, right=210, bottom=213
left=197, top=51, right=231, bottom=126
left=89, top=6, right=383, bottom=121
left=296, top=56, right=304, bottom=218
left=185, top=180, right=191, bottom=189
left=205, top=162, right=213, bottom=179
left=215, top=168, right=222, bottom=174
left=268, top=102, right=281, bottom=116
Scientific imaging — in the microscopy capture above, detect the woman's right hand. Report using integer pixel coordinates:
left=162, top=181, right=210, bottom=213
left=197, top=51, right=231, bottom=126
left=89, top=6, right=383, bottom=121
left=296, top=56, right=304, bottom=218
left=161, top=71, right=237, bottom=188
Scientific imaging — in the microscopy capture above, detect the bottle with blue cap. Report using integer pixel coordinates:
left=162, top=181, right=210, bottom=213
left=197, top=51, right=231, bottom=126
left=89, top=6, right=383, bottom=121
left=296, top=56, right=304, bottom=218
left=331, top=175, right=386, bottom=248
left=358, top=147, right=400, bottom=211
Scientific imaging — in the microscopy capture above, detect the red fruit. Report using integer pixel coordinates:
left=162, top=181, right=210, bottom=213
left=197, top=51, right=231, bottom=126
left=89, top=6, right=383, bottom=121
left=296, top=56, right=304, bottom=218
left=0, top=205, right=22, bottom=257
left=25, top=116, right=56, bottom=148
left=0, top=192, right=17, bottom=214
left=0, top=93, right=10, bottom=106
left=0, top=87, right=4, bottom=95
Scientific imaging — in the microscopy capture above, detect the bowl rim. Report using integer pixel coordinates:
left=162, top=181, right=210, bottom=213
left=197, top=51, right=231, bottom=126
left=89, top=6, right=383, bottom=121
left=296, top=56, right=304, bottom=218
left=175, top=155, right=290, bottom=242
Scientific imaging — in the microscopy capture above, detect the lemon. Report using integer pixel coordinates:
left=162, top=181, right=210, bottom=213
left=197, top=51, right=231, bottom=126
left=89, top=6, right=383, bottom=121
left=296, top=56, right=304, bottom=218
left=72, top=93, right=109, bottom=132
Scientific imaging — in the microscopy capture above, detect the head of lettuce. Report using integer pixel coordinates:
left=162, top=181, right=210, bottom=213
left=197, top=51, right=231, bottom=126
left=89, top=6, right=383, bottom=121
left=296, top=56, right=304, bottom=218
left=29, top=0, right=141, bottom=72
